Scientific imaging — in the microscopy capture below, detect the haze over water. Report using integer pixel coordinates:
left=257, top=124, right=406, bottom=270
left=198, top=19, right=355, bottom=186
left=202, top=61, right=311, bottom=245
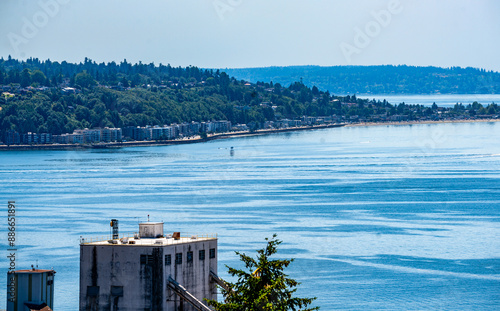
left=358, top=94, right=500, bottom=108
left=1, top=121, right=499, bottom=310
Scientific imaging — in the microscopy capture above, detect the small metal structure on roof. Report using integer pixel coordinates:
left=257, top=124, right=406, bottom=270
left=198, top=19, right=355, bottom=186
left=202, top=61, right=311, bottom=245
left=7, top=268, right=55, bottom=311
left=110, top=218, right=119, bottom=239
left=139, top=221, right=164, bottom=238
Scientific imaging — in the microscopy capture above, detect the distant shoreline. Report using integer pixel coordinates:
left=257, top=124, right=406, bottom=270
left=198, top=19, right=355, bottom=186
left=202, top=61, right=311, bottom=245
left=345, top=119, right=500, bottom=128
left=1, top=119, right=498, bottom=151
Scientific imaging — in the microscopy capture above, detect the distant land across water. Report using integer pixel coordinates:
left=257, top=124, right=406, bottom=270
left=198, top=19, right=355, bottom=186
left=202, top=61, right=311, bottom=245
left=221, top=65, right=500, bottom=95
left=356, top=94, right=500, bottom=108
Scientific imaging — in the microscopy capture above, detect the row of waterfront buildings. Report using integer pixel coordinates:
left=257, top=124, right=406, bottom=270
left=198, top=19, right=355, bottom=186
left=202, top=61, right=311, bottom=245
left=3, top=120, right=232, bottom=145
left=3, top=116, right=341, bottom=146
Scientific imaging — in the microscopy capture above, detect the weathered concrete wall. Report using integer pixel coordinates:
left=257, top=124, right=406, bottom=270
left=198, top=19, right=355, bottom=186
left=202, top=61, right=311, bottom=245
left=165, top=239, right=218, bottom=311
left=80, top=244, right=164, bottom=310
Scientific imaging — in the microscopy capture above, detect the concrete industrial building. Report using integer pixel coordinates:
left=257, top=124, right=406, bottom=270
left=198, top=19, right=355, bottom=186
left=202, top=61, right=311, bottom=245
left=7, top=268, right=55, bottom=311
left=79, top=221, right=220, bottom=311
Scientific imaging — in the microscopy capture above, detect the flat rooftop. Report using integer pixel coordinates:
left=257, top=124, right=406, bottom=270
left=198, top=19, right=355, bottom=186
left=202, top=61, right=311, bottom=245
left=81, top=234, right=217, bottom=246
left=10, top=269, right=55, bottom=274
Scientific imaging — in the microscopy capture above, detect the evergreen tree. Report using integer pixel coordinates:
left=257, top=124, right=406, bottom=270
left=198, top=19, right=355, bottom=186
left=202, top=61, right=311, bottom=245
left=20, top=68, right=31, bottom=87
left=121, top=76, right=130, bottom=88
left=206, top=234, right=319, bottom=311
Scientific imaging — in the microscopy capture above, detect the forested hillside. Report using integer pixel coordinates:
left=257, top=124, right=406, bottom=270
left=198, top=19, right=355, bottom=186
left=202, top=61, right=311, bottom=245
left=0, top=57, right=342, bottom=138
left=222, top=65, right=500, bottom=95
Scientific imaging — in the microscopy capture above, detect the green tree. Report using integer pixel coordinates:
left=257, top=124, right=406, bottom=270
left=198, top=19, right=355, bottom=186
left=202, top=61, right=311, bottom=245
left=20, top=68, right=31, bottom=87
left=31, top=70, right=47, bottom=85
left=121, top=76, right=130, bottom=88
left=206, top=234, right=318, bottom=311
left=487, top=104, right=497, bottom=115
left=75, top=105, right=91, bottom=121
left=75, top=71, right=96, bottom=89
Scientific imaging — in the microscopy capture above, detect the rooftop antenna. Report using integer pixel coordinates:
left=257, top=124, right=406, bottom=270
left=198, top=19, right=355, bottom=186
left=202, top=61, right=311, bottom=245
left=110, top=219, right=119, bottom=240
left=36, top=260, right=38, bottom=269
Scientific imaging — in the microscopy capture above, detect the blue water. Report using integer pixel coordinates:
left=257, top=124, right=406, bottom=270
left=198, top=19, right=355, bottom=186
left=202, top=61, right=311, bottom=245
left=1, top=122, right=500, bottom=310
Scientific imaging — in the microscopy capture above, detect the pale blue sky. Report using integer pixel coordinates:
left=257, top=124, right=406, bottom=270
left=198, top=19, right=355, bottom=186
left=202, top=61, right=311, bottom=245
left=0, top=0, right=499, bottom=71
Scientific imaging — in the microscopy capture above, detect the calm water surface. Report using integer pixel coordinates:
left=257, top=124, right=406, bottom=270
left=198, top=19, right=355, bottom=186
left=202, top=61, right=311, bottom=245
left=1, top=122, right=499, bottom=310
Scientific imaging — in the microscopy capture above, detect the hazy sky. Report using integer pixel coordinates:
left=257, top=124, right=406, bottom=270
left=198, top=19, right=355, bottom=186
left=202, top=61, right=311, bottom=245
left=0, top=0, right=499, bottom=71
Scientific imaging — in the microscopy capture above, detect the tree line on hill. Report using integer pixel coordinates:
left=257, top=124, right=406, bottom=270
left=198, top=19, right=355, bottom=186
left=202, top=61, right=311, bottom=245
left=0, top=57, right=498, bottom=142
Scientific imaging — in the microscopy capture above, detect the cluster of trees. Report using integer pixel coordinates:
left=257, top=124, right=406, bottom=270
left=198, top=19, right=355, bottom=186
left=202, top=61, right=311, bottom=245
left=1, top=58, right=498, bottom=141
left=452, top=101, right=499, bottom=116
left=223, top=65, right=500, bottom=94
left=0, top=66, right=50, bottom=88
left=0, top=56, right=223, bottom=88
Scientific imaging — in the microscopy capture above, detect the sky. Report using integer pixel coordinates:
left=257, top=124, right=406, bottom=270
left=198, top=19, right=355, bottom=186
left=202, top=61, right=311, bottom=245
left=0, top=0, right=499, bottom=71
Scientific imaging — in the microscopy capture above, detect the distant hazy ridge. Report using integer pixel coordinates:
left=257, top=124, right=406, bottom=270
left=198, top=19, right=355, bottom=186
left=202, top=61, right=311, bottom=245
left=221, top=65, right=500, bottom=95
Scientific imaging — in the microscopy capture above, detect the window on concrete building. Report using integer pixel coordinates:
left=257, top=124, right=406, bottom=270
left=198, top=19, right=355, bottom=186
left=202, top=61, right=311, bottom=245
left=111, top=286, right=124, bottom=297
left=175, top=253, right=182, bottom=265
left=87, top=286, right=99, bottom=297
left=165, top=254, right=172, bottom=265
left=140, top=254, right=153, bottom=265
left=209, top=248, right=216, bottom=259
left=199, top=250, right=205, bottom=261
left=187, top=251, right=193, bottom=263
